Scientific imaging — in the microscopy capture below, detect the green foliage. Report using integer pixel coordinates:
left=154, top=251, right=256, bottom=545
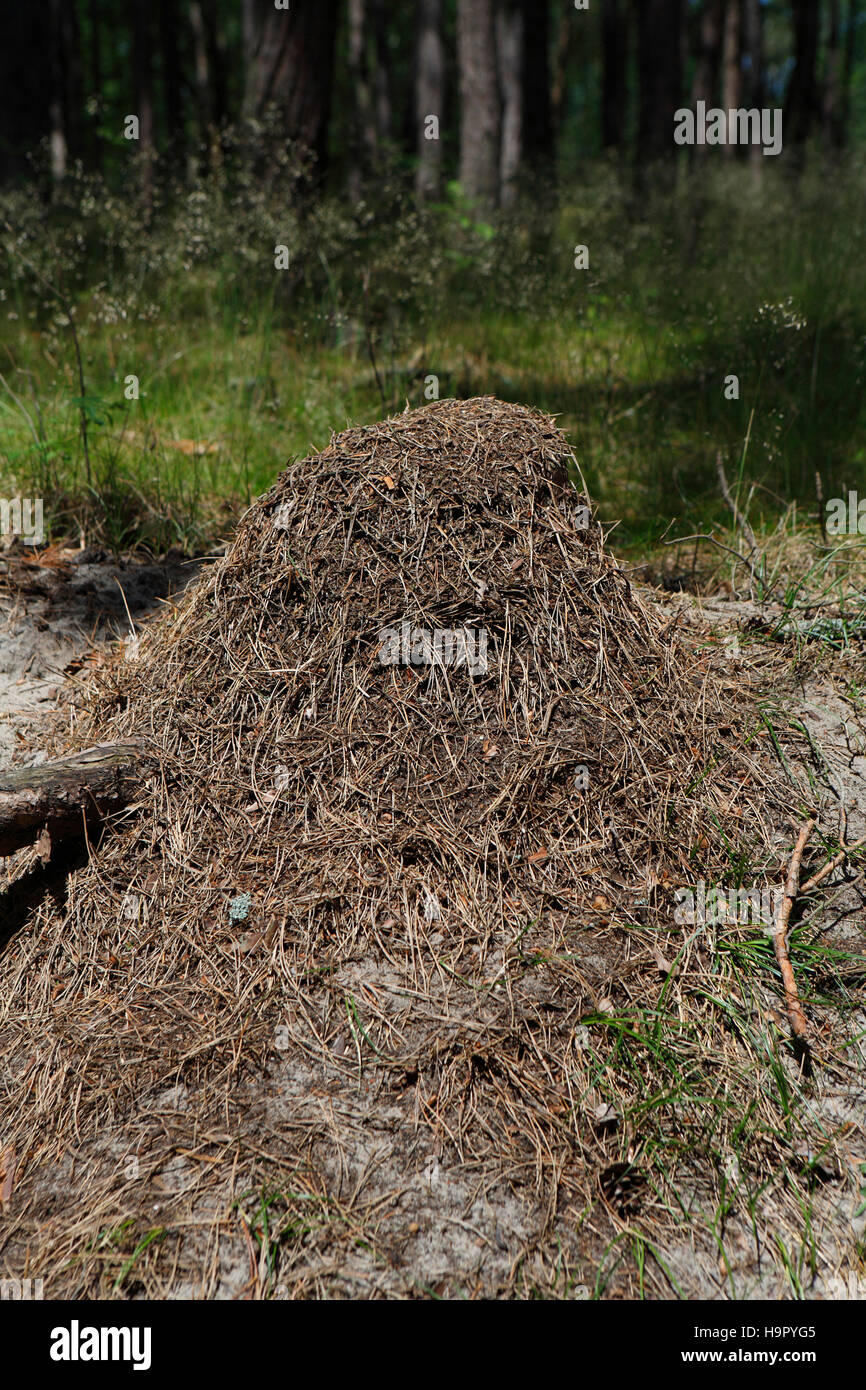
left=1, top=156, right=865, bottom=551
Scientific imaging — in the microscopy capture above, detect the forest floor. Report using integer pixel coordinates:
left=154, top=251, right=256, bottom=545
left=2, top=540, right=865, bottom=1299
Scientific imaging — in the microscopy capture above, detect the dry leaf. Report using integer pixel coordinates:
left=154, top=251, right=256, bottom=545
left=651, top=943, right=677, bottom=977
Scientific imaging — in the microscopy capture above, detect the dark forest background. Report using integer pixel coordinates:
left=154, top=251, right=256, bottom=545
left=0, top=1, right=864, bottom=558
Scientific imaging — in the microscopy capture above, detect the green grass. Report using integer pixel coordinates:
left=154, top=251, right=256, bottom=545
left=1, top=159, right=865, bottom=558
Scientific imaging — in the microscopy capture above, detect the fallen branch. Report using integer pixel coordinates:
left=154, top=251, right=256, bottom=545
left=771, top=817, right=816, bottom=1041
left=800, top=833, right=866, bottom=894
left=0, top=742, right=156, bottom=857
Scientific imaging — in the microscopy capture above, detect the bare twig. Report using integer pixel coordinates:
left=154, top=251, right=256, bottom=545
left=771, top=817, right=816, bottom=1041
left=800, top=833, right=866, bottom=894
left=815, top=470, right=828, bottom=546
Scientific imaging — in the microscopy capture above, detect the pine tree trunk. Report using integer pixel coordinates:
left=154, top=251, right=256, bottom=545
left=496, top=0, right=523, bottom=208
left=457, top=0, right=501, bottom=213
left=415, top=0, right=445, bottom=201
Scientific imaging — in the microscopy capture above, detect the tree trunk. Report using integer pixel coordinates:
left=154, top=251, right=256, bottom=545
left=722, top=0, right=742, bottom=160
left=370, top=0, right=392, bottom=149
left=48, top=0, right=68, bottom=182
left=637, top=0, right=683, bottom=176
left=601, top=0, right=628, bottom=152
left=786, top=0, right=821, bottom=147
left=742, top=0, right=764, bottom=168
left=347, top=0, right=375, bottom=200
left=457, top=0, right=501, bottom=213
left=522, top=0, right=552, bottom=166
left=415, top=0, right=445, bottom=201
left=87, top=0, right=105, bottom=171
left=692, top=0, right=724, bottom=108
left=840, top=0, right=860, bottom=146
left=242, top=0, right=339, bottom=178
left=132, top=0, right=155, bottom=204
left=0, top=744, right=156, bottom=859
left=823, top=0, right=842, bottom=148
left=159, top=0, right=183, bottom=162
left=0, top=12, right=50, bottom=183
left=496, top=0, right=523, bottom=207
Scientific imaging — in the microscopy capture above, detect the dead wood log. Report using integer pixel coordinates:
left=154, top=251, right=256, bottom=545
left=0, top=742, right=157, bottom=857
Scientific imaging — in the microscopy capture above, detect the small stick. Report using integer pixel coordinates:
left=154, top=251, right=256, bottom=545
left=815, top=470, right=828, bottom=546
left=800, top=834, right=866, bottom=894
left=771, top=817, right=816, bottom=1039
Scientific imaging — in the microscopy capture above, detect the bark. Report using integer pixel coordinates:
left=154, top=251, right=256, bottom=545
left=637, top=0, right=684, bottom=171
left=742, top=0, right=764, bottom=168
left=48, top=0, right=68, bottom=182
left=242, top=0, right=339, bottom=176
left=88, top=0, right=104, bottom=170
left=370, top=0, right=392, bottom=148
left=601, top=0, right=628, bottom=151
left=496, top=0, right=524, bottom=207
left=347, top=0, right=376, bottom=200
left=692, top=0, right=724, bottom=111
left=840, top=0, right=860, bottom=146
left=457, top=0, right=501, bottom=212
left=0, top=11, right=50, bottom=182
left=132, top=0, right=155, bottom=202
left=522, top=0, right=552, bottom=164
left=159, top=0, right=183, bottom=158
left=721, top=0, right=742, bottom=161
left=190, top=1, right=213, bottom=136
left=415, top=0, right=445, bottom=201
left=0, top=744, right=157, bottom=859
left=786, top=0, right=821, bottom=146
left=823, top=0, right=842, bottom=147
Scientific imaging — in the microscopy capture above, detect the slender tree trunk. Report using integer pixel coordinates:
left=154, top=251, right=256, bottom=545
left=88, top=0, right=104, bottom=171
left=636, top=0, right=683, bottom=178
left=159, top=0, right=183, bottom=163
left=48, top=0, right=68, bottom=183
left=786, top=0, right=821, bottom=147
left=722, top=0, right=742, bottom=160
left=496, top=0, right=523, bottom=207
left=189, top=1, right=213, bottom=146
left=0, top=12, right=50, bottom=183
left=522, top=0, right=552, bottom=166
left=347, top=0, right=375, bottom=200
left=550, top=6, right=573, bottom=145
left=742, top=0, right=764, bottom=168
left=691, top=0, right=724, bottom=110
left=242, top=0, right=339, bottom=178
left=132, top=0, right=155, bottom=204
left=415, top=0, right=444, bottom=201
left=601, top=0, right=628, bottom=152
left=457, top=0, right=501, bottom=213
left=823, top=0, right=842, bottom=147
left=840, top=0, right=860, bottom=145
left=62, top=0, right=85, bottom=167
left=370, top=0, right=392, bottom=148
